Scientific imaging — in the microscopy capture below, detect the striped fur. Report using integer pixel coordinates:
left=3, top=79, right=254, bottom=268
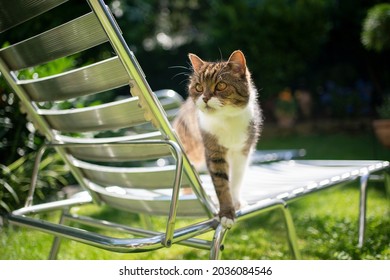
left=173, top=50, right=262, bottom=228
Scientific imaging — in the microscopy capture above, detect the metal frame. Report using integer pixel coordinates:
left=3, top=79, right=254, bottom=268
left=21, top=140, right=187, bottom=248
left=8, top=139, right=302, bottom=259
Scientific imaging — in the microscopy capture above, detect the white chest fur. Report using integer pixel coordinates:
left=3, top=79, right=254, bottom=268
left=198, top=100, right=253, bottom=150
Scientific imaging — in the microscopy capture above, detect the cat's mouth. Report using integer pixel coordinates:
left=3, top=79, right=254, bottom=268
left=196, top=97, right=221, bottom=113
left=201, top=104, right=217, bottom=113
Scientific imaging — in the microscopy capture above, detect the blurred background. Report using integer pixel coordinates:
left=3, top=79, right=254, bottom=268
left=1, top=1, right=389, bottom=258
left=1, top=0, right=390, bottom=177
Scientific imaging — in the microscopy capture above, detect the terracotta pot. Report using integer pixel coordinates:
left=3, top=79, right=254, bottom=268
left=373, top=119, right=390, bottom=149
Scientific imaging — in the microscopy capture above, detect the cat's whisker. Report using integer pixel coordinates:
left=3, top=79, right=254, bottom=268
left=178, top=78, right=190, bottom=86
left=170, top=72, right=191, bottom=87
left=169, top=65, right=192, bottom=86
left=218, top=48, right=223, bottom=61
left=168, top=65, right=191, bottom=70
left=171, top=71, right=190, bottom=80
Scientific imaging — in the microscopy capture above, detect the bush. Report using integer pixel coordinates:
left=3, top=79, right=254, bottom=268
left=361, top=3, right=390, bottom=53
left=199, top=0, right=332, bottom=98
left=377, top=95, right=390, bottom=119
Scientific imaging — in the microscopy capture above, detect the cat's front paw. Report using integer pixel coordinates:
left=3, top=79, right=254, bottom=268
left=218, top=208, right=236, bottom=229
left=220, top=216, right=235, bottom=229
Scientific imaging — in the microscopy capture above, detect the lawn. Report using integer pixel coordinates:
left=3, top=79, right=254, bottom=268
left=0, top=131, right=389, bottom=260
left=259, top=129, right=390, bottom=161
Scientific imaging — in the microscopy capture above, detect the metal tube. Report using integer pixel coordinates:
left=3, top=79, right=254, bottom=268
left=236, top=199, right=301, bottom=259
left=63, top=213, right=212, bottom=250
left=209, top=224, right=228, bottom=260
left=163, top=140, right=184, bottom=247
left=8, top=214, right=216, bottom=253
left=358, top=173, right=369, bottom=248
left=49, top=209, right=69, bottom=260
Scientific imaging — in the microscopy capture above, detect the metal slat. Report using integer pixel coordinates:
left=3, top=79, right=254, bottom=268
left=0, top=12, right=108, bottom=70
left=57, top=133, right=167, bottom=162
left=73, top=160, right=190, bottom=189
left=67, top=143, right=171, bottom=162
left=97, top=191, right=206, bottom=217
left=39, top=97, right=146, bottom=133
left=0, top=0, right=68, bottom=32
left=56, top=131, right=162, bottom=144
left=20, top=57, right=128, bottom=102
left=86, top=182, right=206, bottom=217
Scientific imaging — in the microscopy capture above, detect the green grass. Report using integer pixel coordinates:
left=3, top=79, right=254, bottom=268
left=1, top=132, right=389, bottom=260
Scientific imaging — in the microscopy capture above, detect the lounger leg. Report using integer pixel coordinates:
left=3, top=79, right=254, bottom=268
left=280, top=204, right=301, bottom=259
left=209, top=224, right=228, bottom=260
left=358, top=173, right=369, bottom=248
left=48, top=209, right=68, bottom=260
left=384, top=172, right=390, bottom=199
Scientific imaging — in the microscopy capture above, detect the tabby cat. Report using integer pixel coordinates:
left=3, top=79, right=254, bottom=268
left=173, top=50, right=262, bottom=228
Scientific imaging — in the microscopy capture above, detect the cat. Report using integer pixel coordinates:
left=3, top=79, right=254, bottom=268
left=173, top=50, right=262, bottom=228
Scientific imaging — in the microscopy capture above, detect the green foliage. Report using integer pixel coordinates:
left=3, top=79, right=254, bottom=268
left=361, top=3, right=390, bottom=53
left=377, top=95, right=390, bottom=119
left=17, top=57, right=76, bottom=80
left=198, top=0, right=332, bottom=97
left=0, top=152, right=70, bottom=213
left=0, top=75, right=43, bottom=165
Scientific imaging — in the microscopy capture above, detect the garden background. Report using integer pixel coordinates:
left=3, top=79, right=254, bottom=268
left=0, top=0, right=389, bottom=259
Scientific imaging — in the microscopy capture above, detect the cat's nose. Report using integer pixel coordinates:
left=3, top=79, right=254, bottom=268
left=203, top=96, right=210, bottom=103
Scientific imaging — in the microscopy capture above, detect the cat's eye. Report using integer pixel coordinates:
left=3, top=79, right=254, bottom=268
left=216, top=82, right=227, bottom=91
left=195, top=83, right=203, bottom=92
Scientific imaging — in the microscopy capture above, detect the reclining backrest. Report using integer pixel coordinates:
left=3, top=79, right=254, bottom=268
left=0, top=0, right=217, bottom=218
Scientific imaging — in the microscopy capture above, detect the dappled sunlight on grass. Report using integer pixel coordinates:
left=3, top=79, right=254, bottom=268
left=291, top=184, right=389, bottom=260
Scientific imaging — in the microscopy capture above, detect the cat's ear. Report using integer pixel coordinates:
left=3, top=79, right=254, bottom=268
left=188, top=53, right=204, bottom=73
left=228, top=50, right=247, bottom=75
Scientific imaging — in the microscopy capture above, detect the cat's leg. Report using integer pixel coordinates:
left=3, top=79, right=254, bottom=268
left=203, top=134, right=235, bottom=228
left=229, top=150, right=250, bottom=210
left=208, top=153, right=235, bottom=228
